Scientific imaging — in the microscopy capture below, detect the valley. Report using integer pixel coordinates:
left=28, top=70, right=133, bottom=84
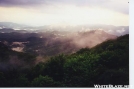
left=0, top=22, right=129, bottom=87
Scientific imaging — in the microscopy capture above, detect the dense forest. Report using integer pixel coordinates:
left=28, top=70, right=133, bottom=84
left=0, top=34, right=129, bottom=87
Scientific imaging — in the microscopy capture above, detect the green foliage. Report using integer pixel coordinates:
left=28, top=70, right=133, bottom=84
left=14, top=75, right=30, bottom=87
left=0, top=34, right=129, bottom=87
left=76, top=47, right=90, bottom=54
left=44, top=54, right=66, bottom=81
left=31, top=75, right=55, bottom=87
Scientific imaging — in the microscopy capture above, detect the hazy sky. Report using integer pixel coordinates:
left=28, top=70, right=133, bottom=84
left=0, top=0, right=129, bottom=26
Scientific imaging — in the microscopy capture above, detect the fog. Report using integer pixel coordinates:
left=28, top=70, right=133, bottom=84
left=0, top=25, right=129, bottom=71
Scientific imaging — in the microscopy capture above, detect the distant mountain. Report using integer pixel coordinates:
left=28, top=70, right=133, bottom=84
left=0, top=22, right=29, bottom=28
left=0, top=28, right=14, bottom=33
left=0, top=29, right=117, bottom=56
left=35, top=24, right=129, bottom=36
left=0, top=28, right=29, bottom=33
left=0, top=22, right=129, bottom=36
left=19, top=30, right=117, bottom=56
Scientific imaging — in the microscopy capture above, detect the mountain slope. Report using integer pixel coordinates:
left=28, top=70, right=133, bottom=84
left=26, top=34, right=129, bottom=87
left=0, top=34, right=129, bottom=87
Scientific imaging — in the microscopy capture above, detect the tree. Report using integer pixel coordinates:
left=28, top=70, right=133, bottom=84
left=31, top=75, right=55, bottom=87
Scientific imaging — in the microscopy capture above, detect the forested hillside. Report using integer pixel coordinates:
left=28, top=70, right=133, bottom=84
left=0, top=30, right=117, bottom=56
left=0, top=34, right=129, bottom=87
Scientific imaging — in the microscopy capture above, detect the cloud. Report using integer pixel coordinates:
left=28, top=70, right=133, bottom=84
left=0, top=0, right=128, bottom=26
left=69, top=0, right=129, bottom=14
left=99, top=0, right=129, bottom=14
left=0, top=0, right=46, bottom=7
left=0, top=0, right=129, bottom=14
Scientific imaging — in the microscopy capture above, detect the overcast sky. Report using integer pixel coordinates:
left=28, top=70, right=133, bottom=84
left=0, top=0, right=129, bottom=26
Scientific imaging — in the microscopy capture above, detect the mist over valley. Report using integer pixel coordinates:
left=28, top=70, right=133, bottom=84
left=0, top=22, right=129, bottom=87
left=0, top=22, right=128, bottom=56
